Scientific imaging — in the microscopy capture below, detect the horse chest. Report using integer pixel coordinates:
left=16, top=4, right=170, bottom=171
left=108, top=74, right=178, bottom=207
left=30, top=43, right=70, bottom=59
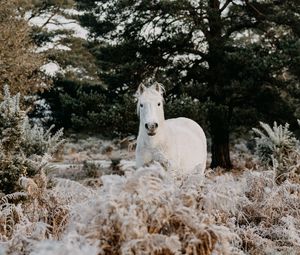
left=144, top=140, right=167, bottom=158
left=136, top=136, right=171, bottom=165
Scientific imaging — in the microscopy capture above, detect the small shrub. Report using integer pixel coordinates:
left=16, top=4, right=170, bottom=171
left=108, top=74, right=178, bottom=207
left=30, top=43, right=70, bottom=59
left=21, top=117, right=64, bottom=157
left=253, top=121, right=300, bottom=183
left=0, top=85, right=64, bottom=194
left=82, top=160, right=99, bottom=178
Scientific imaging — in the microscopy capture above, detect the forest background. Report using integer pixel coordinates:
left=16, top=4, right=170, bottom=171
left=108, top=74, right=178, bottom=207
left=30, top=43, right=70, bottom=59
left=1, top=0, right=299, bottom=169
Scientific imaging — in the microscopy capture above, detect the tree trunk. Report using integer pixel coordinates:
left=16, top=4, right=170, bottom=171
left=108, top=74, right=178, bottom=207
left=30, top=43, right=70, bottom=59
left=208, top=104, right=233, bottom=169
left=210, top=127, right=232, bottom=169
left=211, top=142, right=232, bottom=169
left=206, top=0, right=233, bottom=169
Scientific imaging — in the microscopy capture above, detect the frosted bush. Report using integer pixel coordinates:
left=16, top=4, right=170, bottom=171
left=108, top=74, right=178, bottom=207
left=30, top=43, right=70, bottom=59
left=253, top=121, right=300, bottom=183
left=1, top=158, right=300, bottom=254
left=21, top=117, right=64, bottom=157
left=30, top=231, right=99, bottom=255
left=203, top=174, right=247, bottom=215
left=68, top=164, right=241, bottom=255
left=0, top=170, right=95, bottom=254
left=0, top=85, right=69, bottom=254
left=0, top=85, right=64, bottom=194
left=233, top=170, right=300, bottom=254
left=253, top=121, right=297, bottom=164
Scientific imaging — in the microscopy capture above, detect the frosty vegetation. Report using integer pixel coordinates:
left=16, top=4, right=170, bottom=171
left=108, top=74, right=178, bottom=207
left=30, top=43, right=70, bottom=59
left=253, top=121, right=300, bottom=184
left=1, top=87, right=300, bottom=254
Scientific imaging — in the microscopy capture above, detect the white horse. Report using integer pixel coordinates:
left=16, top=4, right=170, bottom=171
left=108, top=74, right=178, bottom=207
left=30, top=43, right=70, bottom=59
left=135, top=82, right=207, bottom=175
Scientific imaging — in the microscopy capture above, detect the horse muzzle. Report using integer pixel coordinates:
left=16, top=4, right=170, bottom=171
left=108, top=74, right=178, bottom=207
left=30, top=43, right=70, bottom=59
left=145, top=122, right=158, bottom=136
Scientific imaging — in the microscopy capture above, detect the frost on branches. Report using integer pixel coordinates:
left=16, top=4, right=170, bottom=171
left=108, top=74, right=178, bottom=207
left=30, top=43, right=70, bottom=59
left=0, top=85, right=64, bottom=194
left=253, top=121, right=300, bottom=183
left=1, top=160, right=298, bottom=255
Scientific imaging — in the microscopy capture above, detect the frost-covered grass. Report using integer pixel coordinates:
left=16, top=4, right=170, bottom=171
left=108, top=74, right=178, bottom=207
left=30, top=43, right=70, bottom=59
left=1, top=117, right=300, bottom=254
left=55, top=135, right=135, bottom=163
left=48, top=135, right=135, bottom=181
left=1, top=136, right=300, bottom=255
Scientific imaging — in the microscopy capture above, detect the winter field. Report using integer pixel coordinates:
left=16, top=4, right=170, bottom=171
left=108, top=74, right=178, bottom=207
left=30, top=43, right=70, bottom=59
left=1, top=1, right=300, bottom=254
left=1, top=121, right=300, bottom=254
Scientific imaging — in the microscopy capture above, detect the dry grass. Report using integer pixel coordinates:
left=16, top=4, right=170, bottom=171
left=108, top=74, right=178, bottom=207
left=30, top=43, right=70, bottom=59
left=1, top=138, right=300, bottom=255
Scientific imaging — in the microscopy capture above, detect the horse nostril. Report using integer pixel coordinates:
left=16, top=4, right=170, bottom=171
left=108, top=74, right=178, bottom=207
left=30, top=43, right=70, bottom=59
left=154, top=123, right=158, bottom=128
left=145, top=123, right=149, bottom=130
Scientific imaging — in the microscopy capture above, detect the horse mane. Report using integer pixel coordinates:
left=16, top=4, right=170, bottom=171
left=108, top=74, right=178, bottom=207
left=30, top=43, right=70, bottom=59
left=135, top=80, right=165, bottom=97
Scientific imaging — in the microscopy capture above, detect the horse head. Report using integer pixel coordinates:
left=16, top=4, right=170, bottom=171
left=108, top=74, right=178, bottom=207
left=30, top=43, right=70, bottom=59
left=136, top=82, right=165, bottom=136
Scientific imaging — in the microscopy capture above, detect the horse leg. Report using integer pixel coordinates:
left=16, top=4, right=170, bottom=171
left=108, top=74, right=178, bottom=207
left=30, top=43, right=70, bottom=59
left=136, top=144, right=152, bottom=168
left=136, top=152, right=145, bottom=168
left=151, top=149, right=172, bottom=171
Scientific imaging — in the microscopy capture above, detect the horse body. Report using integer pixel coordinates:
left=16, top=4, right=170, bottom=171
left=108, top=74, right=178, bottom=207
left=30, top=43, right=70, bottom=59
left=136, top=83, right=207, bottom=175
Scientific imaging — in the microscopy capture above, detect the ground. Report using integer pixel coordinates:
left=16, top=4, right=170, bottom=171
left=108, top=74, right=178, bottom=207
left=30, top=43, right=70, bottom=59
left=1, top=135, right=300, bottom=255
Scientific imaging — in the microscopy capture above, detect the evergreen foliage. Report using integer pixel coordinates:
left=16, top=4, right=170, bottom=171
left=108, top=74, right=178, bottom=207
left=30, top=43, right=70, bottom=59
left=42, top=79, right=137, bottom=135
left=165, top=94, right=205, bottom=126
left=0, top=86, right=64, bottom=194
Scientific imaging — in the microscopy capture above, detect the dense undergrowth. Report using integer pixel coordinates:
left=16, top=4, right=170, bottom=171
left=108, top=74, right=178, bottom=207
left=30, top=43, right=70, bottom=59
left=1, top=88, right=300, bottom=254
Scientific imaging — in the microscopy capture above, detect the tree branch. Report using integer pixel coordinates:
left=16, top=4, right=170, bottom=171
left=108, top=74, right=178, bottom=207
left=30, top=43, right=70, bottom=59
left=220, top=0, right=232, bottom=13
left=224, top=20, right=261, bottom=38
left=181, top=48, right=208, bottom=60
left=26, top=2, right=51, bottom=21
left=244, top=0, right=265, bottom=18
left=40, top=8, right=60, bottom=28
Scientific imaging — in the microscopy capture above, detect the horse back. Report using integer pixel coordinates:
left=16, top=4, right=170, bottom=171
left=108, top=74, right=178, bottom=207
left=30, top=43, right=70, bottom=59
left=165, top=117, right=207, bottom=171
left=166, top=117, right=205, bottom=140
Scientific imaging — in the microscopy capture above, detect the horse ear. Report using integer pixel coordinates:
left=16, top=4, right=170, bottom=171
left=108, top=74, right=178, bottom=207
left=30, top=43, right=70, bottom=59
left=137, top=83, right=146, bottom=96
left=153, top=82, right=164, bottom=95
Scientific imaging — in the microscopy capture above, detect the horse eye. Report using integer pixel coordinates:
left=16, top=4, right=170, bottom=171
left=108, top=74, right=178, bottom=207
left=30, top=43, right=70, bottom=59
left=140, top=103, right=143, bottom=108
left=158, top=102, right=161, bottom=106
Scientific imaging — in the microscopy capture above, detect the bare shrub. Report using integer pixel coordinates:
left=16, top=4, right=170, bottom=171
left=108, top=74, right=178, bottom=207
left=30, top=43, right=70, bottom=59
left=82, top=160, right=100, bottom=178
